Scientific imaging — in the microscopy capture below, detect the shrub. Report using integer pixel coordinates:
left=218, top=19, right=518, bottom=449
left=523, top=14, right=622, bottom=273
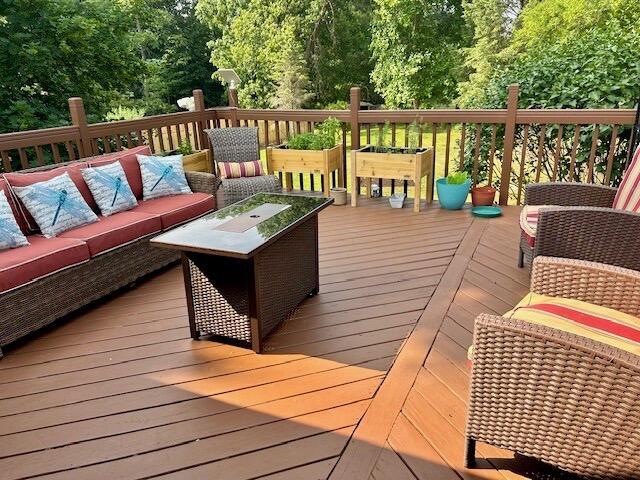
left=287, top=117, right=342, bottom=150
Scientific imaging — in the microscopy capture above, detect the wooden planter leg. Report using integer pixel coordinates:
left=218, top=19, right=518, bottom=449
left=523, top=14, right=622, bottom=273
left=350, top=150, right=358, bottom=207
left=413, top=154, right=423, bottom=212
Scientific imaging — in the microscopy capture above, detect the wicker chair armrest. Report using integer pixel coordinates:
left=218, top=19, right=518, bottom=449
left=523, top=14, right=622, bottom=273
left=534, top=206, right=640, bottom=272
left=531, top=256, right=640, bottom=316
left=185, top=171, right=221, bottom=195
left=525, top=182, right=616, bottom=207
left=472, top=313, right=640, bottom=374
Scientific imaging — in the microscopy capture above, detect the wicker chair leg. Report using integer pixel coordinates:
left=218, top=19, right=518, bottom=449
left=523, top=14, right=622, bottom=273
left=464, top=437, right=476, bottom=468
left=0, top=346, right=3, bottom=360
left=518, top=247, right=524, bottom=268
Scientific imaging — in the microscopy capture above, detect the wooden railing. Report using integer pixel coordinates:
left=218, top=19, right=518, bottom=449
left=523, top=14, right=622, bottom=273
left=1, top=86, right=636, bottom=205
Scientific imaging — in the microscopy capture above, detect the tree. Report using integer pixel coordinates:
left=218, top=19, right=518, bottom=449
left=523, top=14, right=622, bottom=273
left=369, top=0, right=467, bottom=108
left=271, top=32, right=314, bottom=109
left=0, top=0, right=141, bottom=132
left=458, top=0, right=525, bottom=107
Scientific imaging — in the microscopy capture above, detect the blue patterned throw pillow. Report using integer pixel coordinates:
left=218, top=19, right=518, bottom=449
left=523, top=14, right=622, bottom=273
left=13, top=172, right=98, bottom=238
left=81, top=161, right=138, bottom=216
left=0, top=190, right=29, bottom=250
left=137, top=154, right=191, bottom=200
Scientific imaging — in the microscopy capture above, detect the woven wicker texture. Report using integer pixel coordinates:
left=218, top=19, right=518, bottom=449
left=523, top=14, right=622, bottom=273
left=204, top=127, right=282, bottom=206
left=467, top=257, right=640, bottom=479
left=183, top=216, right=318, bottom=350
left=0, top=161, right=220, bottom=356
left=532, top=256, right=640, bottom=317
left=535, top=206, right=640, bottom=272
left=205, top=127, right=260, bottom=163
left=519, top=183, right=619, bottom=268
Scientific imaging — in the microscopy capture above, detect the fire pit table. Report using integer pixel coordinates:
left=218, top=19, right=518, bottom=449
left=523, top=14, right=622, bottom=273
left=151, top=193, right=333, bottom=352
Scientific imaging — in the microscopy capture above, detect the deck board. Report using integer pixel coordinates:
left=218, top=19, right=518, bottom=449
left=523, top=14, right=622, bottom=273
left=0, top=198, right=574, bottom=479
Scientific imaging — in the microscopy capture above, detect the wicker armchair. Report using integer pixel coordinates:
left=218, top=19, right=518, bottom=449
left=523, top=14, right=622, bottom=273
left=465, top=256, right=640, bottom=479
left=205, top=127, right=282, bottom=206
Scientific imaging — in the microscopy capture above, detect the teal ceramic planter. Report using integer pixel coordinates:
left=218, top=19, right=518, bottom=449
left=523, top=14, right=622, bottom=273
left=436, top=178, right=471, bottom=210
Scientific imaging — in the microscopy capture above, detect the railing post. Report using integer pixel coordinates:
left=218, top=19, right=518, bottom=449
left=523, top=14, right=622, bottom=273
left=68, top=97, right=92, bottom=158
left=229, top=88, right=240, bottom=127
left=498, top=84, right=519, bottom=205
left=193, top=89, right=206, bottom=150
left=349, top=87, right=361, bottom=189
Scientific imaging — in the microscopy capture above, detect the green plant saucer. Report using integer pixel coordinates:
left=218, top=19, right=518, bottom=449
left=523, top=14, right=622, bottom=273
left=471, top=206, right=502, bottom=218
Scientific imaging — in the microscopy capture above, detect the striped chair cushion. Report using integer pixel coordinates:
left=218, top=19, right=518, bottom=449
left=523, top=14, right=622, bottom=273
left=218, top=161, right=263, bottom=179
left=519, top=205, right=556, bottom=247
left=505, top=293, right=640, bottom=355
left=613, top=144, right=640, bottom=212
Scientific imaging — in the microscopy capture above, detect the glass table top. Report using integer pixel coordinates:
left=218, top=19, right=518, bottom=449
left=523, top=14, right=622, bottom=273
left=151, top=193, right=333, bottom=258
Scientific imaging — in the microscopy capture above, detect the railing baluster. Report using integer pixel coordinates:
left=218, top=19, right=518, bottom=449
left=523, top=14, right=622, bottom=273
left=568, top=125, right=581, bottom=181
left=517, top=124, right=530, bottom=204
left=472, top=123, right=481, bottom=185
left=444, top=123, right=452, bottom=177
left=552, top=124, right=563, bottom=181
left=102, top=136, right=111, bottom=153
left=175, top=124, right=183, bottom=145
left=51, top=143, right=61, bottom=163
left=66, top=141, right=76, bottom=161
left=274, top=121, right=281, bottom=144
left=166, top=126, right=174, bottom=151
left=535, top=124, right=546, bottom=182
left=18, top=148, right=29, bottom=169
left=587, top=125, right=600, bottom=183
left=146, top=129, right=155, bottom=152
left=391, top=123, right=397, bottom=194
left=1, top=151, right=12, bottom=172
left=366, top=124, right=371, bottom=144
left=264, top=120, right=269, bottom=147
left=488, top=124, right=497, bottom=185
left=605, top=125, right=619, bottom=185
left=34, top=145, right=45, bottom=166
left=158, top=128, right=166, bottom=152
left=458, top=123, right=466, bottom=171
left=115, top=134, right=123, bottom=151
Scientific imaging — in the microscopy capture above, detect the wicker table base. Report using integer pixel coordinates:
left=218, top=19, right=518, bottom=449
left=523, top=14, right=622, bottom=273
left=181, top=216, right=319, bottom=352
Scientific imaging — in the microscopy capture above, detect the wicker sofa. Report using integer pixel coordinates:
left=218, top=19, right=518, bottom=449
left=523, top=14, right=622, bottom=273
left=0, top=146, right=221, bottom=358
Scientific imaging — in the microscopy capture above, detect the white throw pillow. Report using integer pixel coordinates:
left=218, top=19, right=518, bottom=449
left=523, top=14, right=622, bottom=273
left=0, top=190, right=29, bottom=250
left=137, top=154, right=191, bottom=200
left=13, top=172, right=98, bottom=238
left=82, top=161, right=138, bottom=216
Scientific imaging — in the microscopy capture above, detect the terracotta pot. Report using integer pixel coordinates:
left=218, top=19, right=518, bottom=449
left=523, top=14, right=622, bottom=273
left=471, top=186, right=496, bottom=207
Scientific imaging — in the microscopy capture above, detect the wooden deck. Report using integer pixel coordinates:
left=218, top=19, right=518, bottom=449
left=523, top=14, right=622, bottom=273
left=0, top=198, right=572, bottom=479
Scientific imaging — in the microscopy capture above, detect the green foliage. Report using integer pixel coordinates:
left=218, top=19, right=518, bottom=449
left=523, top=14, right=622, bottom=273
left=178, top=140, right=194, bottom=155
left=370, top=0, right=467, bottom=108
left=287, top=117, right=341, bottom=150
left=105, top=105, right=147, bottom=121
left=446, top=171, right=469, bottom=184
left=196, top=0, right=375, bottom=108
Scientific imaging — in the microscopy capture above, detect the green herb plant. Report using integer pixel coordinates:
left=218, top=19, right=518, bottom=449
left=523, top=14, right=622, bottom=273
left=177, top=140, right=194, bottom=156
left=286, top=117, right=342, bottom=150
left=446, top=171, right=469, bottom=184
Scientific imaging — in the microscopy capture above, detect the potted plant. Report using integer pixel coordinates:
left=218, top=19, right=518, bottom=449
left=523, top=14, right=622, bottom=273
left=351, top=121, right=434, bottom=213
left=161, top=140, right=212, bottom=173
left=471, top=185, right=496, bottom=206
left=266, top=117, right=344, bottom=196
left=436, top=171, right=471, bottom=210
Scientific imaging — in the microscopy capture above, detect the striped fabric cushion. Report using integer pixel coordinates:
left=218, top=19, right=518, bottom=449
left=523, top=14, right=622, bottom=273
left=519, top=205, right=556, bottom=247
left=505, top=293, right=640, bottom=355
left=613, top=144, right=640, bottom=212
left=218, top=161, right=263, bottom=179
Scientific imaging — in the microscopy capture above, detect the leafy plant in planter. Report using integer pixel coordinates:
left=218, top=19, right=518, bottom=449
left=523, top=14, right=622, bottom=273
left=160, top=139, right=211, bottom=173
left=436, top=171, right=471, bottom=210
left=266, top=117, right=344, bottom=196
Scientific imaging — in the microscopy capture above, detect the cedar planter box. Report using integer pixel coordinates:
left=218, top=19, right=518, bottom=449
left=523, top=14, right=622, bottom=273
left=351, top=145, right=434, bottom=212
left=161, top=149, right=212, bottom=173
left=266, top=144, right=344, bottom=196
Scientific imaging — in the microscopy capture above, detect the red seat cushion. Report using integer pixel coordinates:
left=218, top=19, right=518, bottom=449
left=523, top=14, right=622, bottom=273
left=132, top=193, right=214, bottom=230
left=0, top=236, right=90, bottom=293
left=0, top=178, right=28, bottom=234
left=4, top=163, right=95, bottom=231
left=60, top=211, right=161, bottom=256
left=88, top=145, right=151, bottom=200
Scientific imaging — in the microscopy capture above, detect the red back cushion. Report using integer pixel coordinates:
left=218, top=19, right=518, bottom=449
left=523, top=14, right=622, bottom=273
left=0, top=177, right=28, bottom=234
left=88, top=145, right=151, bottom=199
left=4, top=162, right=94, bottom=232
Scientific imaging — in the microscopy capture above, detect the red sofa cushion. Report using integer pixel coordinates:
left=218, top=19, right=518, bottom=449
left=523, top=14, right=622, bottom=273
left=0, top=236, right=90, bottom=293
left=60, top=211, right=161, bottom=256
left=4, top=163, right=95, bottom=232
left=0, top=178, right=28, bottom=234
left=132, top=193, right=214, bottom=230
left=88, top=145, right=151, bottom=200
